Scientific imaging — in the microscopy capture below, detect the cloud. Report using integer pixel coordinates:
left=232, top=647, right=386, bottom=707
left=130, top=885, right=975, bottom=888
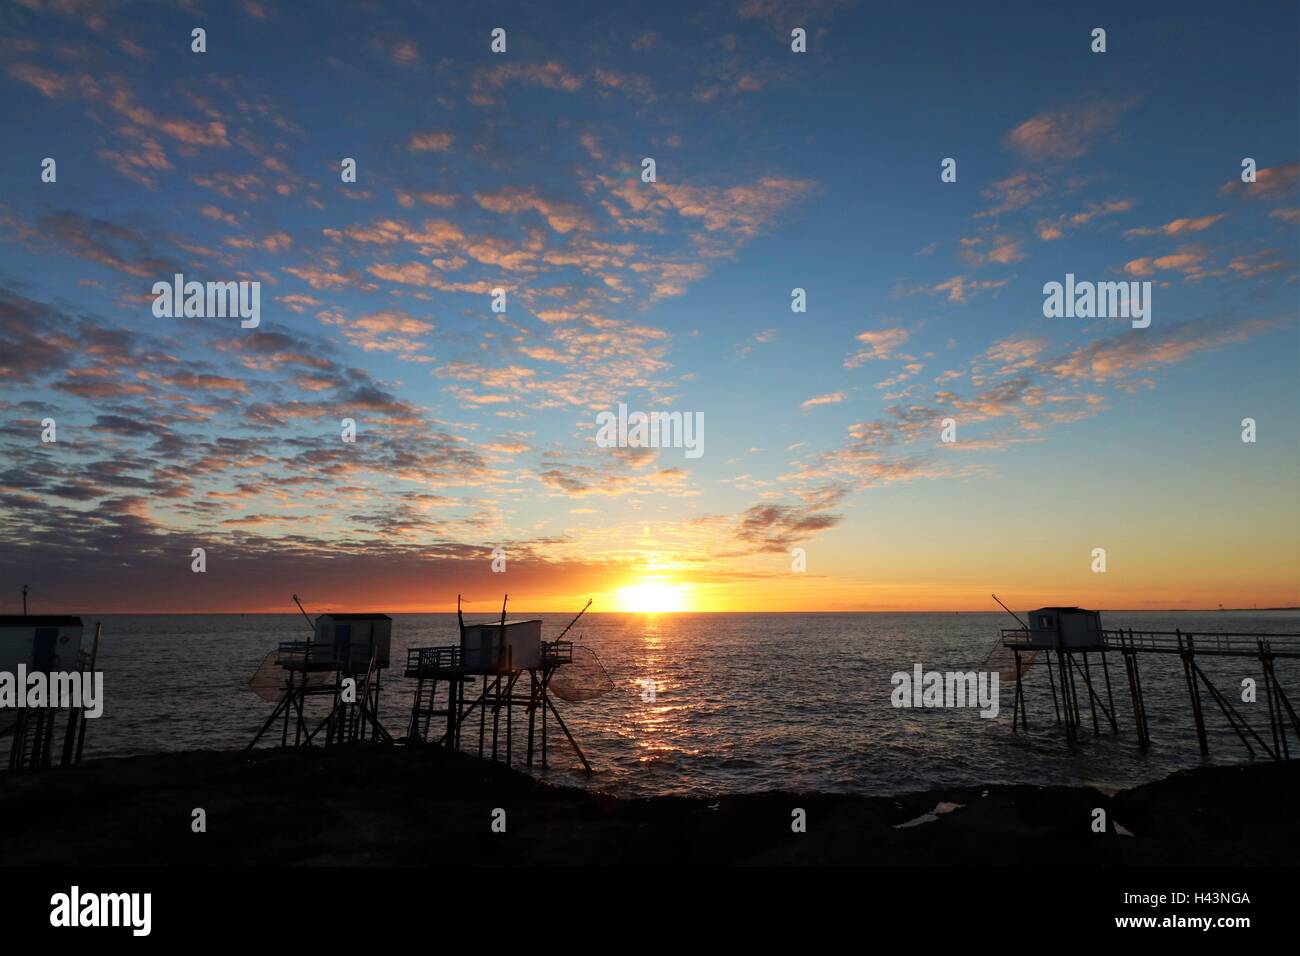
left=1122, top=246, right=1207, bottom=277
left=6, top=62, right=72, bottom=98
left=0, top=287, right=80, bottom=383
left=283, top=260, right=378, bottom=292
left=735, top=0, right=855, bottom=29
left=1048, top=316, right=1281, bottom=383
left=395, top=189, right=458, bottom=209
left=981, top=335, right=1049, bottom=375
left=731, top=502, right=843, bottom=553
left=600, top=174, right=815, bottom=244
left=1219, top=163, right=1299, bottom=201
left=845, top=328, right=909, bottom=368
left=474, top=187, right=593, bottom=234
left=105, top=81, right=230, bottom=147
left=1124, top=213, right=1223, bottom=239
left=734, top=327, right=778, bottom=358
left=97, top=138, right=172, bottom=187
left=389, top=39, right=419, bottom=67
left=921, top=275, right=1011, bottom=303
left=976, top=171, right=1050, bottom=218
left=199, top=205, right=241, bottom=227
left=578, top=132, right=604, bottom=160
left=38, top=208, right=181, bottom=278
left=959, top=233, right=1027, bottom=266
left=469, top=61, right=585, bottom=106
left=1006, top=100, right=1132, bottom=161
left=1038, top=198, right=1134, bottom=240
left=801, top=391, right=847, bottom=411
left=1227, top=249, right=1292, bottom=278
left=321, top=308, right=435, bottom=362
left=537, top=465, right=689, bottom=498
left=407, top=131, right=455, bottom=152
left=275, top=294, right=322, bottom=314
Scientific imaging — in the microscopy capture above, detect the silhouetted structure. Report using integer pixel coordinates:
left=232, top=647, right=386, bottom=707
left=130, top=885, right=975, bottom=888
left=0, top=615, right=101, bottom=769
left=405, top=595, right=605, bottom=772
left=1001, top=608, right=1300, bottom=759
left=247, top=603, right=393, bottom=749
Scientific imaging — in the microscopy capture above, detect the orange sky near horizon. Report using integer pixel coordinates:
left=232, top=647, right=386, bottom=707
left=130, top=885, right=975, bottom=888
left=79, top=567, right=1299, bottom=616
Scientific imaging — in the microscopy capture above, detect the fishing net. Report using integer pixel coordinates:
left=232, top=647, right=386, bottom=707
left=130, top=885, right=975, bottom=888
left=247, top=650, right=337, bottom=701
left=981, top=642, right=1038, bottom=681
left=548, top=646, right=614, bottom=702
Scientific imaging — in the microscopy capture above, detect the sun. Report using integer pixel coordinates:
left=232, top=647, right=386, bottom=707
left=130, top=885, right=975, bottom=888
left=615, top=579, right=689, bottom=613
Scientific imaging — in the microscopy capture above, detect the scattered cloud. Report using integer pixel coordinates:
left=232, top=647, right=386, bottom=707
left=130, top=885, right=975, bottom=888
left=1124, top=213, right=1223, bottom=239
left=801, top=391, right=847, bottom=411
left=1006, top=100, right=1133, bottom=161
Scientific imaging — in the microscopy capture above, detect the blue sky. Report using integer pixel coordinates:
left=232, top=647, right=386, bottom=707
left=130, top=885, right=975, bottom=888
left=0, top=0, right=1296, bottom=612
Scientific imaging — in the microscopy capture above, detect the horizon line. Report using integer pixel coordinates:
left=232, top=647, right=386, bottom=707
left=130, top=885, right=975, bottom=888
left=9, top=606, right=1299, bottom=616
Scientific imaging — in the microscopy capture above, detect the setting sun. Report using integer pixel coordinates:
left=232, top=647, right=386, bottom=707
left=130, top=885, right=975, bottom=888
left=615, top=580, right=690, bottom=613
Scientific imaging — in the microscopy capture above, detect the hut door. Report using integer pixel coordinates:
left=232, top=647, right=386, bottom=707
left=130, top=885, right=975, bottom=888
left=334, top=624, right=351, bottom=665
left=32, top=628, right=58, bottom=672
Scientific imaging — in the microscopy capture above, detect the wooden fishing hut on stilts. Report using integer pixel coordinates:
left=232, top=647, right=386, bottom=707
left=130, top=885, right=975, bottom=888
left=247, top=597, right=394, bottom=749
left=404, top=595, right=610, bottom=772
left=0, top=610, right=102, bottom=770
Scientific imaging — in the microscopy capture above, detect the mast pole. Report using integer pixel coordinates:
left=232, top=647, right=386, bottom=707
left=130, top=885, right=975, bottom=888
left=992, top=593, right=1029, bottom=630
left=291, top=594, right=315, bottom=633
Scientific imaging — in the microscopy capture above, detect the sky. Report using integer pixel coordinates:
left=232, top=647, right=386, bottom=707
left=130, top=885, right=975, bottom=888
left=0, top=0, right=1296, bottom=614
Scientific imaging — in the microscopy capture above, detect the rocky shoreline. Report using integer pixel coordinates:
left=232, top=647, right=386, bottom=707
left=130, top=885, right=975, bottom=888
left=0, top=746, right=1294, bottom=866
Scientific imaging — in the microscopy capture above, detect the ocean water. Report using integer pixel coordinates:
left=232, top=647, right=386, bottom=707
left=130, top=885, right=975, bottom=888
left=14, top=611, right=1300, bottom=798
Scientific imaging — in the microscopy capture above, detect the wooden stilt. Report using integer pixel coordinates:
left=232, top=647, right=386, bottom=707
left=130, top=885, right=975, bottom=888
left=1100, top=649, right=1118, bottom=733
left=543, top=692, right=591, bottom=773
left=1011, top=649, right=1022, bottom=733
left=1068, top=655, right=1115, bottom=731
left=1194, top=660, right=1274, bottom=759
left=1179, top=631, right=1209, bottom=756
left=1044, top=650, right=1061, bottom=724
left=1057, top=645, right=1076, bottom=744
left=526, top=671, right=538, bottom=767
left=1082, top=652, right=1100, bottom=735
left=281, top=670, right=293, bottom=746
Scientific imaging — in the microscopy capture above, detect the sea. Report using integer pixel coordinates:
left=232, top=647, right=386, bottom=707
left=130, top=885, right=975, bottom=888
left=17, top=610, right=1300, bottom=798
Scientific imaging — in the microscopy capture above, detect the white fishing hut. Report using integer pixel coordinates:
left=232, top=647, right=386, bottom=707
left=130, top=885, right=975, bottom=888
left=271, top=612, right=392, bottom=672
left=1022, top=607, right=1104, bottom=651
left=0, top=615, right=85, bottom=673
left=461, top=619, right=543, bottom=672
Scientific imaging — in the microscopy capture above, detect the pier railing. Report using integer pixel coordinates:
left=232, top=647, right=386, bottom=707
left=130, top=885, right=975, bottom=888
left=1001, top=628, right=1300, bottom=658
left=543, top=640, right=573, bottom=665
left=276, top=640, right=338, bottom=670
left=406, top=645, right=461, bottom=673
left=406, top=640, right=573, bottom=674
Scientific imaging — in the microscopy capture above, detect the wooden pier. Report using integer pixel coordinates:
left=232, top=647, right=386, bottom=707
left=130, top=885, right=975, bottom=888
left=1001, top=625, right=1300, bottom=760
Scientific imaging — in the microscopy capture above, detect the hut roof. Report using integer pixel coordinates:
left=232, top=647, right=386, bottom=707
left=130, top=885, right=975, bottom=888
left=0, top=615, right=83, bottom=627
